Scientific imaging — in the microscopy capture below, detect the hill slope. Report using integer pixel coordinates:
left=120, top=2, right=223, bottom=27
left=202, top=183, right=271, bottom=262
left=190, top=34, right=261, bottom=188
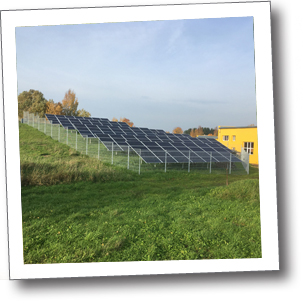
left=19, top=123, right=136, bottom=186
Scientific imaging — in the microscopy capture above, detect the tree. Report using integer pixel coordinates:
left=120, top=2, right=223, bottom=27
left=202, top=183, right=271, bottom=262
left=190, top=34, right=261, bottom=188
left=183, top=128, right=192, bottom=135
left=120, top=117, right=134, bottom=127
left=77, top=108, right=91, bottom=117
left=61, top=89, right=79, bottom=116
left=203, top=127, right=211, bottom=135
left=213, top=127, right=218, bottom=136
left=46, top=99, right=63, bottom=115
left=190, top=129, right=196, bottom=137
left=173, top=127, right=183, bottom=134
left=112, top=117, right=118, bottom=122
left=18, top=89, right=47, bottom=119
left=196, top=126, right=204, bottom=136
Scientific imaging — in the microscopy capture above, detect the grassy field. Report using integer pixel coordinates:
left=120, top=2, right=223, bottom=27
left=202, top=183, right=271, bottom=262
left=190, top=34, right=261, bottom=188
left=20, top=123, right=261, bottom=263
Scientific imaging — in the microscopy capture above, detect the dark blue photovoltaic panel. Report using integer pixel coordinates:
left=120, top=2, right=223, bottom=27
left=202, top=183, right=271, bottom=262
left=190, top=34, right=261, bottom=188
left=49, top=114, right=243, bottom=164
left=45, top=114, right=60, bottom=124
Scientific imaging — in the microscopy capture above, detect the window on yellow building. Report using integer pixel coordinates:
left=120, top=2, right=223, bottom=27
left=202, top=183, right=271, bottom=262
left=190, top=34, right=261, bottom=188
left=233, top=135, right=236, bottom=141
left=244, top=142, right=254, bottom=155
left=223, top=135, right=229, bottom=141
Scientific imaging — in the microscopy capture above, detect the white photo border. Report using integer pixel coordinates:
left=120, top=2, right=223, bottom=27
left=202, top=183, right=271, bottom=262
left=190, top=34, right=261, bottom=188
left=1, top=2, right=279, bottom=279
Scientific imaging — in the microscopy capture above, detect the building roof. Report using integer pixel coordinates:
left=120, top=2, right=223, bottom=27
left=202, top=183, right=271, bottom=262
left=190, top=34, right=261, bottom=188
left=196, top=135, right=218, bottom=139
left=218, top=126, right=257, bottom=129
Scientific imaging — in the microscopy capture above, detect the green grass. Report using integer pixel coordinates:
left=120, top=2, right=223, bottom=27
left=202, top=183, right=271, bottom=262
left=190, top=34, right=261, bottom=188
left=20, top=122, right=261, bottom=263
left=19, top=123, right=136, bottom=186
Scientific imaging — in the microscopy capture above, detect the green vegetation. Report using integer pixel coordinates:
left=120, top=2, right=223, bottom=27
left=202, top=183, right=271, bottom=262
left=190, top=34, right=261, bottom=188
left=19, top=89, right=91, bottom=119
left=19, top=123, right=135, bottom=186
left=20, top=123, right=261, bottom=264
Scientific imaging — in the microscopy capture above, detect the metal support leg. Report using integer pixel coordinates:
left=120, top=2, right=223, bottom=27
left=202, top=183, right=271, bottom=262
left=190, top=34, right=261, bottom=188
left=210, top=152, right=212, bottom=173
left=86, top=136, right=88, bottom=155
left=127, top=146, right=130, bottom=169
left=111, top=142, right=113, bottom=164
left=138, top=149, right=141, bottom=175
left=229, top=153, right=232, bottom=174
left=98, top=140, right=100, bottom=160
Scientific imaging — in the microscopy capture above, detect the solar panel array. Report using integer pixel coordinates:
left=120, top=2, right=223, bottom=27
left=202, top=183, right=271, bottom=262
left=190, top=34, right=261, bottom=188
left=45, top=114, right=241, bottom=164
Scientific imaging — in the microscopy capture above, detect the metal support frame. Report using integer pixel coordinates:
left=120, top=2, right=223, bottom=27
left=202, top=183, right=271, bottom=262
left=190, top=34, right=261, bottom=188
left=58, top=125, right=60, bottom=142
left=44, top=118, right=46, bottom=134
left=229, top=153, right=232, bottom=174
left=188, top=150, right=191, bottom=172
left=241, top=147, right=250, bottom=174
left=86, top=136, right=88, bottom=155
left=98, top=140, right=100, bottom=160
left=75, top=131, right=77, bottom=151
left=111, top=142, right=113, bottom=164
left=127, top=146, right=130, bottom=169
left=165, top=150, right=167, bottom=172
left=210, top=152, right=212, bottom=173
left=66, top=128, right=68, bottom=145
left=138, top=149, right=141, bottom=175
left=50, top=120, right=53, bottom=138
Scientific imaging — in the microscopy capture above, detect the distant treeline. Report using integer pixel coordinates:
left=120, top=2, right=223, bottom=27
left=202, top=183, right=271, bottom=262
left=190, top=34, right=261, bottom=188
left=172, top=126, right=218, bottom=137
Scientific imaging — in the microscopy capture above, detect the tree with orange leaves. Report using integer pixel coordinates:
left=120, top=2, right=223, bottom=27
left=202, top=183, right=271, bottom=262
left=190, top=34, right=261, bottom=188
left=120, top=117, right=134, bottom=127
left=112, top=117, right=118, bottom=122
left=77, top=108, right=91, bottom=117
left=46, top=99, right=63, bottom=115
left=61, top=89, right=79, bottom=116
left=196, top=125, right=204, bottom=136
left=190, top=129, right=196, bottom=137
left=173, top=127, right=183, bottom=134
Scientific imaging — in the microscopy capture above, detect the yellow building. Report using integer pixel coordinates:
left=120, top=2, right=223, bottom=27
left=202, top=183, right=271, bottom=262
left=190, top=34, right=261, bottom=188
left=217, top=126, right=258, bottom=165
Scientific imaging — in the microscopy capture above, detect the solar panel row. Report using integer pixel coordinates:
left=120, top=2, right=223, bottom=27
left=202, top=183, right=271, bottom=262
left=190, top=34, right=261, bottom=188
left=45, top=114, right=241, bottom=164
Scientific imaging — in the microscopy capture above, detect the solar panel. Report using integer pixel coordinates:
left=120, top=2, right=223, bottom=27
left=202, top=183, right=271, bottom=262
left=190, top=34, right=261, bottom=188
left=45, top=114, right=60, bottom=124
left=48, top=114, right=242, bottom=164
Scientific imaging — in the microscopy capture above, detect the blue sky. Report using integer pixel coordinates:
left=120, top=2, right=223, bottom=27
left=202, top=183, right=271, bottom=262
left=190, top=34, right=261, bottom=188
left=16, top=17, right=256, bottom=132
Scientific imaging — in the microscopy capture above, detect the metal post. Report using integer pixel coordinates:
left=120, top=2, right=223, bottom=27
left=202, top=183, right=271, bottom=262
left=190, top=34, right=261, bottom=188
left=66, top=128, right=68, bottom=145
left=229, top=153, right=232, bottom=174
left=165, top=150, right=167, bottom=172
left=210, top=152, right=212, bottom=173
left=127, top=146, right=130, bottom=169
left=44, top=118, right=46, bottom=134
left=58, top=125, right=60, bottom=142
left=38, top=117, right=40, bottom=131
left=138, top=149, right=141, bottom=175
left=50, top=120, right=53, bottom=138
left=111, top=142, right=113, bottom=164
left=247, top=154, right=250, bottom=175
left=188, top=150, right=191, bottom=172
left=75, top=131, right=77, bottom=151
left=98, top=140, right=100, bottom=160
left=86, top=136, right=88, bottom=155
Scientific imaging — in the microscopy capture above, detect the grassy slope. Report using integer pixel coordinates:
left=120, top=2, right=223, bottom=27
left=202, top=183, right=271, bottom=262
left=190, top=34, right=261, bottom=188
left=20, top=123, right=261, bottom=263
left=19, top=123, right=136, bottom=186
